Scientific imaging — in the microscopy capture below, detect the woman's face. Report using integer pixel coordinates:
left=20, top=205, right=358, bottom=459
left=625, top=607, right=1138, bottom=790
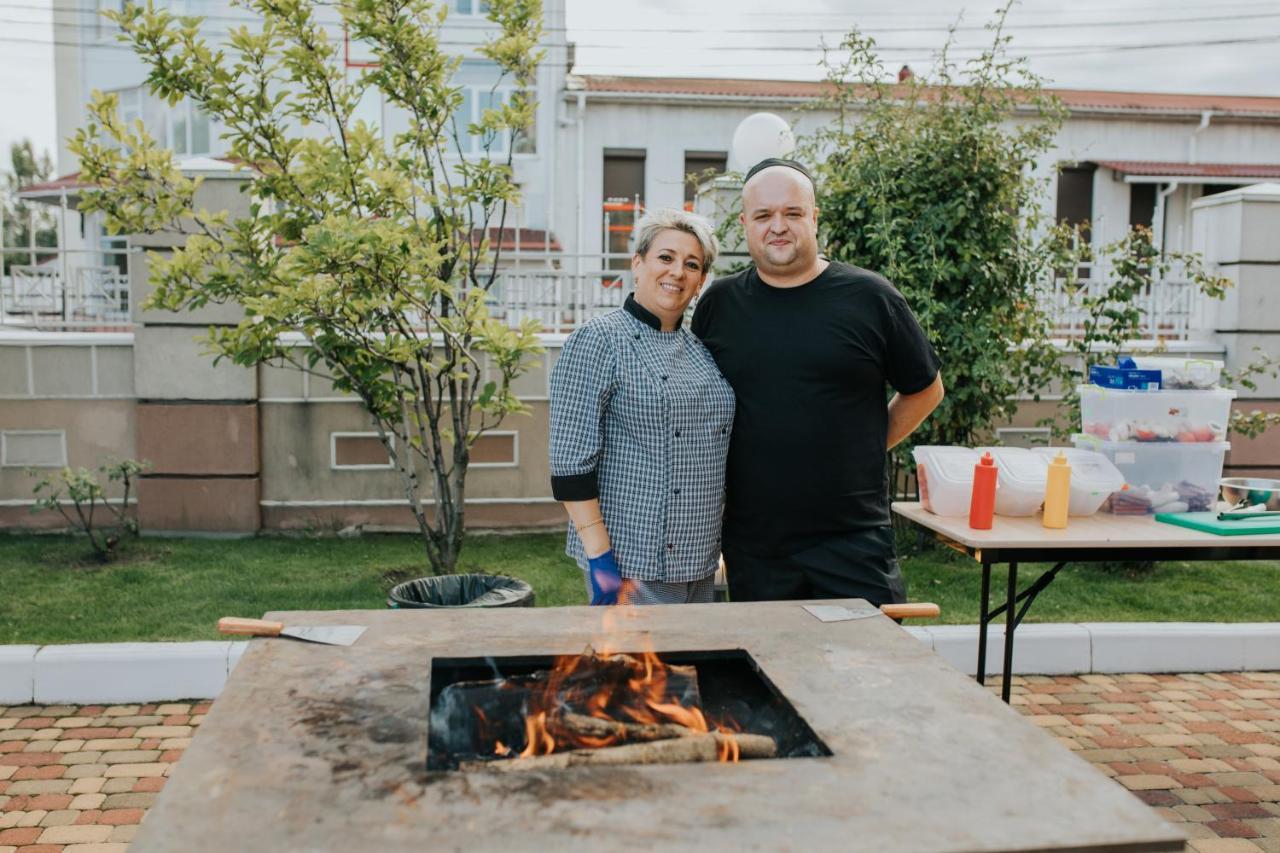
left=630, top=229, right=708, bottom=329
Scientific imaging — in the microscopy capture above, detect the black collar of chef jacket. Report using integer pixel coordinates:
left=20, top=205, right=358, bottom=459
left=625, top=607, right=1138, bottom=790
left=624, top=292, right=682, bottom=332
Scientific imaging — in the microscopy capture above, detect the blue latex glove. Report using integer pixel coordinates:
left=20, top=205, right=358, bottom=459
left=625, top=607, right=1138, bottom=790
left=587, top=549, right=623, bottom=606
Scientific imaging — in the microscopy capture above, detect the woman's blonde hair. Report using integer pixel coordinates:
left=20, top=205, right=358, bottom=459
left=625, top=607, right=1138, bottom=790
left=633, top=208, right=719, bottom=272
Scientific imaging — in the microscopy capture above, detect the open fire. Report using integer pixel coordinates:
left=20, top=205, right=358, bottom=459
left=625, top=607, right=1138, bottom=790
left=427, top=645, right=830, bottom=772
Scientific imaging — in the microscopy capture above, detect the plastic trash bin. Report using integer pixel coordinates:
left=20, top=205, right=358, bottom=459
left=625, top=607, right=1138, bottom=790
left=387, top=573, right=535, bottom=608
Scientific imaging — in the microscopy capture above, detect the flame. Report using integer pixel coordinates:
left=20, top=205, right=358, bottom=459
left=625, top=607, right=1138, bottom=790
left=475, top=625, right=743, bottom=763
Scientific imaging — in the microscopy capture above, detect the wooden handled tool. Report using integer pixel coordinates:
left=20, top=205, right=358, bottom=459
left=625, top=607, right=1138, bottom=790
left=879, top=602, right=941, bottom=620
left=218, top=617, right=366, bottom=646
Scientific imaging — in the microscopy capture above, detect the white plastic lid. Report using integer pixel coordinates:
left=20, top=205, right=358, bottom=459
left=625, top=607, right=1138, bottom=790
left=976, top=446, right=1048, bottom=488
left=1077, top=384, right=1235, bottom=399
left=1031, top=446, right=1126, bottom=492
left=911, top=446, right=979, bottom=485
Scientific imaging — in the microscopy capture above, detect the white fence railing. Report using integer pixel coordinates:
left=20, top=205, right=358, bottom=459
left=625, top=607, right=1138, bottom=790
left=1, top=243, right=1214, bottom=341
left=1035, top=260, right=1210, bottom=341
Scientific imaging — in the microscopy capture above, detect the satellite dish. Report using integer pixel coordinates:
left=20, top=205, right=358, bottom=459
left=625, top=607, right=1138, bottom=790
left=729, top=113, right=796, bottom=174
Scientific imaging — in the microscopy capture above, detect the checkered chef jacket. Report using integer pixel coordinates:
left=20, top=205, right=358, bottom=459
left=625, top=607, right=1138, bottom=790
left=549, top=294, right=736, bottom=582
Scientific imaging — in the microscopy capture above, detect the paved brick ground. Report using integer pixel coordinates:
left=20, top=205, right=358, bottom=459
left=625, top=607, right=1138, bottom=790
left=1004, top=672, right=1280, bottom=853
left=1, top=675, right=1278, bottom=851
left=0, top=702, right=206, bottom=852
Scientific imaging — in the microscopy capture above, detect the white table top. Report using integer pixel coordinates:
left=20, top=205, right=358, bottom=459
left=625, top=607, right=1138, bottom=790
left=892, top=501, right=1280, bottom=554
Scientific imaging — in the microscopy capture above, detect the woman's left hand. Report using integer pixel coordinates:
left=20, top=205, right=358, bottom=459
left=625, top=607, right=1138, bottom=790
left=587, top=550, right=623, bottom=605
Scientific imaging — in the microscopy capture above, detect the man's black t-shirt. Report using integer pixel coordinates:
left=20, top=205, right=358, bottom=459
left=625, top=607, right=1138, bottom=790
left=691, top=261, right=940, bottom=556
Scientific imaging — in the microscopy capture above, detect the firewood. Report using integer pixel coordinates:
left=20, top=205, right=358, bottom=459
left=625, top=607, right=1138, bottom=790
left=555, top=712, right=697, bottom=743
left=461, top=732, right=776, bottom=772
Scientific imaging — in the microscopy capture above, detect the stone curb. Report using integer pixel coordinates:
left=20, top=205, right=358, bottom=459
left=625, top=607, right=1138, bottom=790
left=1, top=623, right=1279, bottom=704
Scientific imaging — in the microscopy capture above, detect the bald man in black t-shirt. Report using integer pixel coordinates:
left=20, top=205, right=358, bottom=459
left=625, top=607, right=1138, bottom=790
left=691, top=160, right=944, bottom=606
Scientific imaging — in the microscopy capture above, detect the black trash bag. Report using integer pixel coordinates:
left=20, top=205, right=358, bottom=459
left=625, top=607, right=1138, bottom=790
left=387, top=573, right=535, bottom=609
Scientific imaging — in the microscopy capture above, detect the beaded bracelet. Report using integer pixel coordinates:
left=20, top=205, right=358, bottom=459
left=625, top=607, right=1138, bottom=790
left=576, top=517, right=605, bottom=533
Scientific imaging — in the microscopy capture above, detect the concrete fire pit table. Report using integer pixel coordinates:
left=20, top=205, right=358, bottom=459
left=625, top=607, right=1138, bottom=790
left=132, top=601, right=1183, bottom=852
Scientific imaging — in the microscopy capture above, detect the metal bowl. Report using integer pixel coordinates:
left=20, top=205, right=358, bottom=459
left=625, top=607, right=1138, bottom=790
left=1220, top=477, right=1280, bottom=511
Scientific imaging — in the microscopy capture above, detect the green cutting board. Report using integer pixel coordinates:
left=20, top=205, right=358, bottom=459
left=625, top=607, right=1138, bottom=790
left=1155, top=512, right=1280, bottom=536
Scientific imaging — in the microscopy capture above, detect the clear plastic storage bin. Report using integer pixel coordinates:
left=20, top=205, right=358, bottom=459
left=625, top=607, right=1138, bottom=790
left=1030, top=446, right=1127, bottom=516
left=1079, top=385, right=1234, bottom=444
left=975, top=446, right=1048, bottom=517
left=1070, top=435, right=1230, bottom=514
left=912, top=446, right=978, bottom=517
left=1127, top=356, right=1224, bottom=390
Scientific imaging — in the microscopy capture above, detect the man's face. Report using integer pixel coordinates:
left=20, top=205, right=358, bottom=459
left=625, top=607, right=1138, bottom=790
left=739, top=167, right=820, bottom=278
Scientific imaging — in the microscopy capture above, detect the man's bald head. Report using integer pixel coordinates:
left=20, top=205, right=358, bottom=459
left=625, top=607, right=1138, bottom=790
left=742, top=163, right=817, bottom=209
left=739, top=163, right=822, bottom=284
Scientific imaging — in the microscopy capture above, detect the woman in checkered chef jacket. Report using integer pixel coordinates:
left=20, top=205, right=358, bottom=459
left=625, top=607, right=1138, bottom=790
left=549, top=209, right=735, bottom=606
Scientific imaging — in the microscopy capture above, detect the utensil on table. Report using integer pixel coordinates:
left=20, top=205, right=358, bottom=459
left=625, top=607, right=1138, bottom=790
left=1217, top=510, right=1280, bottom=522
left=804, top=603, right=941, bottom=623
left=218, top=617, right=366, bottom=646
left=1220, top=477, right=1280, bottom=512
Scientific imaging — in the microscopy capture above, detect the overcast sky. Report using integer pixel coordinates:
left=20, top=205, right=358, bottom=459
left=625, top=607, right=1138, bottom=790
left=2, top=0, right=1278, bottom=176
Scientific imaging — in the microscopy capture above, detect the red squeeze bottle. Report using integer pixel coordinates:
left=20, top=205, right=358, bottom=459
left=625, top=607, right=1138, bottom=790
left=969, top=452, right=998, bottom=530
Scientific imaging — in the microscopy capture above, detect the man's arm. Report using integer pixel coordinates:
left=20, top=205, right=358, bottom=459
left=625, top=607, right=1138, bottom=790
left=887, top=373, right=944, bottom=449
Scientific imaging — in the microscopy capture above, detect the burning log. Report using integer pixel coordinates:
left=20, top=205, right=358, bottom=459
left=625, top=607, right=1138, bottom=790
left=556, top=712, right=697, bottom=743
left=461, top=732, right=777, bottom=772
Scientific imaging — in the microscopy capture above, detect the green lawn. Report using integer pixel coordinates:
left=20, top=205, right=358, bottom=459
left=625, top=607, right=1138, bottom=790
left=2, top=532, right=1278, bottom=644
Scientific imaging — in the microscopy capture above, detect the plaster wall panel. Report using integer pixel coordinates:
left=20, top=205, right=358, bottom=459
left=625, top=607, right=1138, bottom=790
left=129, top=176, right=254, bottom=251
left=137, top=402, right=259, bottom=475
left=1218, top=332, right=1280, bottom=397
left=137, top=476, right=260, bottom=532
left=259, top=361, right=305, bottom=399
left=131, top=248, right=248, bottom=326
left=260, top=500, right=564, bottom=532
left=0, top=346, right=29, bottom=395
left=133, top=325, right=257, bottom=401
left=95, top=345, right=135, bottom=396
left=30, top=346, right=93, bottom=396
left=1226, top=401, right=1280, bottom=467
left=0, top=399, right=136, bottom=502
left=1192, top=185, right=1280, bottom=264
left=506, top=353, right=550, bottom=399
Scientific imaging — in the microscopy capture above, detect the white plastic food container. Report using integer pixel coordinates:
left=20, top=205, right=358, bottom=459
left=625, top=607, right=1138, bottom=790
left=1030, top=445, right=1127, bottom=516
left=1078, top=385, right=1234, bottom=444
left=912, top=446, right=978, bottom=517
left=1071, top=435, right=1230, bottom=514
left=1127, top=356, right=1224, bottom=390
left=976, top=447, right=1048, bottom=517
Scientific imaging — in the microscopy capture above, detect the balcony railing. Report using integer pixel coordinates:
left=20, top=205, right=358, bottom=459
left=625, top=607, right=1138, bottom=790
left=1036, top=260, right=1211, bottom=341
left=1, top=243, right=1215, bottom=342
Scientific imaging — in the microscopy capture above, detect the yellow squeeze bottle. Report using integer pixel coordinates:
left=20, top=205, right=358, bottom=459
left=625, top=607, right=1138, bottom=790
left=1042, top=452, right=1071, bottom=529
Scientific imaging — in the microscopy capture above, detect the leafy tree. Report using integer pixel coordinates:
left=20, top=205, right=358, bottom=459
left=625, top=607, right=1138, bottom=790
left=72, top=0, right=545, bottom=575
left=800, top=10, right=1066, bottom=486
left=2, top=140, right=58, bottom=274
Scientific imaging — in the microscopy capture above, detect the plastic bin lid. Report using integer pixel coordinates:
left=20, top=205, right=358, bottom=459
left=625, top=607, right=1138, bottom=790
left=1031, top=445, right=1126, bottom=492
left=976, top=446, right=1048, bottom=487
left=1076, top=384, right=1235, bottom=398
left=1070, top=435, right=1231, bottom=454
left=911, top=446, right=979, bottom=484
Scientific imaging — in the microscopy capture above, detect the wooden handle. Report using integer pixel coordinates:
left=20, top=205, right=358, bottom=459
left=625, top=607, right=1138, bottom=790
left=218, top=617, right=286, bottom=637
left=880, top=603, right=940, bottom=620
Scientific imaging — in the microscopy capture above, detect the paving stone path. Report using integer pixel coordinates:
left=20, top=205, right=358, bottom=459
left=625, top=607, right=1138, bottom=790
left=2, top=674, right=1278, bottom=851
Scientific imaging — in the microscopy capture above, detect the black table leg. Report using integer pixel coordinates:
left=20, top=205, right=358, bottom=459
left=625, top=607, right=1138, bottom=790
left=976, top=560, right=991, bottom=686
left=1002, top=561, right=1018, bottom=704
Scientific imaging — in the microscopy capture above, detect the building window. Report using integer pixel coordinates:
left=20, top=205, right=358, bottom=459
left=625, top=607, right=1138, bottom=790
left=110, top=86, right=214, bottom=157
left=470, top=431, right=518, bottom=468
left=1055, top=163, right=1096, bottom=242
left=603, top=149, right=645, bottom=262
left=1, top=430, right=67, bottom=468
left=683, top=151, right=727, bottom=210
left=453, top=0, right=492, bottom=15
left=452, top=62, right=536, bottom=157
left=331, top=432, right=394, bottom=470
left=1129, top=183, right=1155, bottom=231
